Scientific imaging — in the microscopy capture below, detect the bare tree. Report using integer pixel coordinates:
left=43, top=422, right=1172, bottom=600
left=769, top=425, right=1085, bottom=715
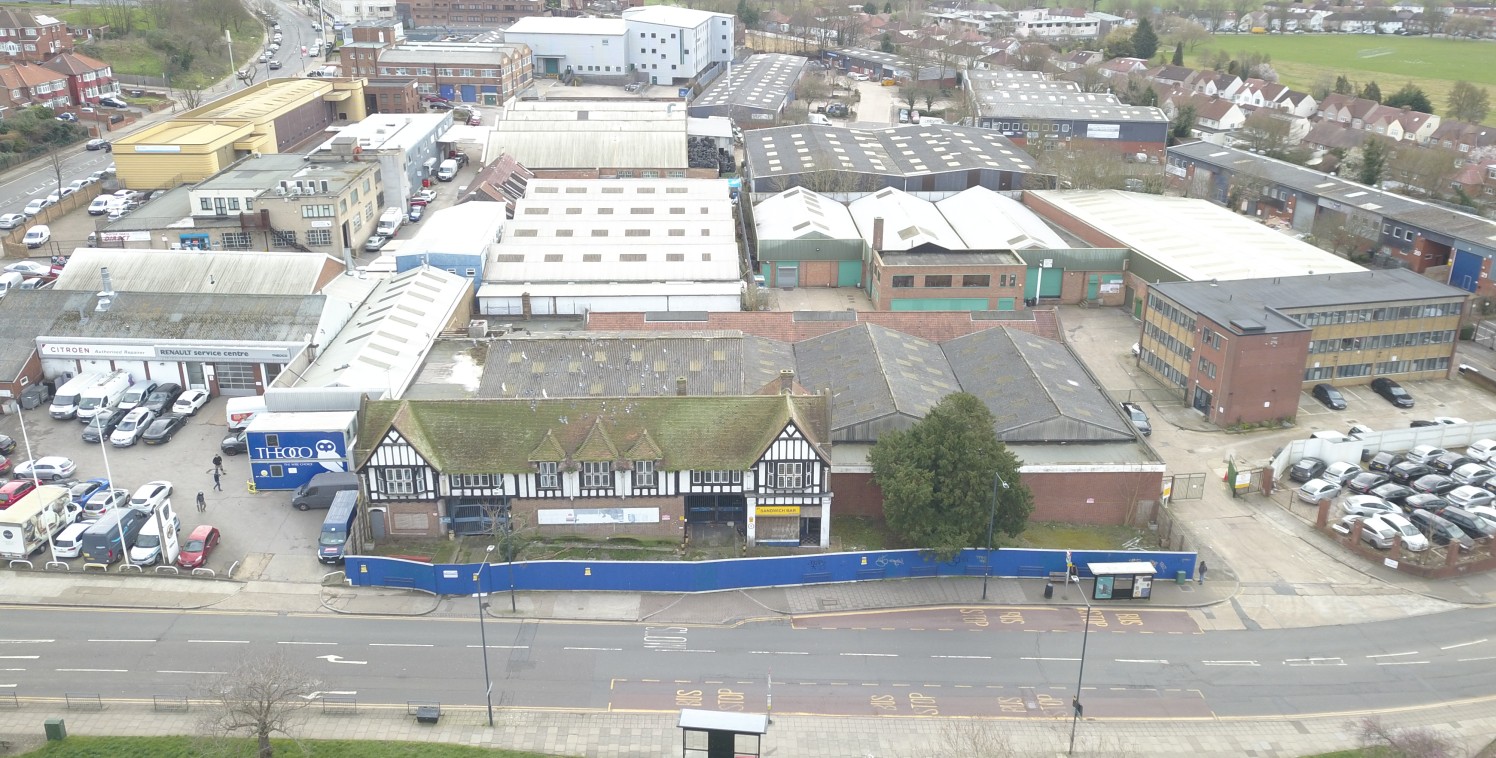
left=1352, top=716, right=1461, bottom=758
left=1238, top=109, right=1293, bottom=156
left=201, top=653, right=320, bottom=758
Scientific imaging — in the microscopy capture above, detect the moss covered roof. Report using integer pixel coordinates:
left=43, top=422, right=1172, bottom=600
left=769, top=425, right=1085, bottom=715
left=355, top=394, right=828, bottom=474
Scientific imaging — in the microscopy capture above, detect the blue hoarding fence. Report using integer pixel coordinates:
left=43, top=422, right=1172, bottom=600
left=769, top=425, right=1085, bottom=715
left=346, top=548, right=1197, bottom=596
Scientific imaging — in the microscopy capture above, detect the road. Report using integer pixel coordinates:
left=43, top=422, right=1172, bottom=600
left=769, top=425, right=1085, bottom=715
left=3, top=604, right=1495, bottom=720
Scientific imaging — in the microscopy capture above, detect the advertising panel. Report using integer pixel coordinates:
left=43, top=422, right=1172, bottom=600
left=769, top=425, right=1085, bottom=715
left=537, top=507, right=661, bottom=525
left=248, top=429, right=350, bottom=491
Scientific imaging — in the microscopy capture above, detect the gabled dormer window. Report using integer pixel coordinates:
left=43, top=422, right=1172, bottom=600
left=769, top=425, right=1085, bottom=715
left=537, top=461, right=560, bottom=490
left=634, top=460, right=657, bottom=488
left=582, top=461, right=612, bottom=489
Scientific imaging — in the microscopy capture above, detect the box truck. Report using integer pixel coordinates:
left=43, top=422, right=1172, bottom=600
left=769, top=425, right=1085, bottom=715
left=0, top=486, right=80, bottom=559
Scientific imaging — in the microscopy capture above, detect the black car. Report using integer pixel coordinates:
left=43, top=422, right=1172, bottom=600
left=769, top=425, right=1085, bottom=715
left=1410, top=473, right=1457, bottom=495
left=1371, top=482, right=1417, bottom=508
left=1311, top=383, right=1347, bottom=410
left=141, top=382, right=183, bottom=415
left=1345, top=471, right=1391, bottom=495
left=0, top=433, right=13, bottom=456
left=1289, top=457, right=1327, bottom=483
left=80, top=408, right=130, bottom=444
left=221, top=429, right=248, bottom=456
left=1366, top=451, right=1400, bottom=473
left=1403, top=493, right=1449, bottom=513
left=1438, top=506, right=1496, bottom=540
left=1410, top=509, right=1474, bottom=551
left=1389, top=461, right=1435, bottom=485
left=1430, top=452, right=1474, bottom=474
left=1370, top=377, right=1414, bottom=408
left=1409, top=419, right=1440, bottom=428
left=140, top=415, right=186, bottom=445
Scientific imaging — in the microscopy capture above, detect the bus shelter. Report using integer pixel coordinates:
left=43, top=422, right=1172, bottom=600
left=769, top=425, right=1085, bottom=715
left=679, top=708, right=768, bottom=758
left=1085, top=561, right=1156, bottom=601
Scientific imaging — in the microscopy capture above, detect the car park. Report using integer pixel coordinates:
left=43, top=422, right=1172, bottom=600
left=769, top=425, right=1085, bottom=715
left=1388, top=461, right=1433, bottom=485
left=172, top=390, right=210, bottom=416
left=1120, top=401, right=1150, bottom=436
left=129, top=481, right=172, bottom=511
left=13, top=457, right=76, bottom=481
left=1322, top=461, right=1362, bottom=485
left=1311, top=383, right=1347, bottom=410
left=1370, top=377, right=1414, bottom=408
left=0, top=480, right=37, bottom=508
left=1430, top=452, right=1474, bottom=474
left=1470, top=505, right=1496, bottom=526
left=0, top=213, right=25, bottom=229
left=81, top=487, right=129, bottom=520
left=1297, top=478, right=1341, bottom=504
left=141, top=383, right=183, bottom=415
left=1341, top=495, right=1398, bottom=518
left=52, top=521, right=91, bottom=559
left=1289, top=457, right=1327, bottom=483
left=177, top=524, right=220, bottom=569
left=1410, top=509, right=1474, bottom=551
left=1380, top=513, right=1429, bottom=551
left=80, top=408, right=129, bottom=444
left=1346, top=472, right=1388, bottom=496
left=140, top=415, right=187, bottom=445
left=1451, top=463, right=1495, bottom=487
left=1371, top=482, right=1416, bottom=508
left=1437, top=505, right=1496, bottom=540
left=1366, top=451, right=1399, bottom=473
left=1445, top=485, right=1496, bottom=511
left=1404, top=445, right=1447, bottom=465
left=109, top=406, right=156, bottom=447
left=1410, top=473, right=1457, bottom=495
left=67, top=478, right=111, bottom=507
left=1355, top=515, right=1398, bottom=549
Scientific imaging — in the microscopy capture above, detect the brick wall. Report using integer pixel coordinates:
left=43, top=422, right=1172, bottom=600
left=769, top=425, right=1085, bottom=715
left=830, top=472, right=884, bottom=518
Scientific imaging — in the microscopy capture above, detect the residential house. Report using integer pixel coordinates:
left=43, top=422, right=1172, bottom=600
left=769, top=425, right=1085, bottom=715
left=1279, top=90, right=1317, bottom=119
left=0, top=61, right=69, bottom=111
left=1191, top=71, right=1243, bottom=99
left=1449, top=159, right=1496, bottom=205
left=354, top=393, right=835, bottom=547
left=1054, top=49, right=1102, bottom=72
left=41, top=52, right=115, bottom=105
left=1234, top=78, right=1287, bottom=110
left=1097, top=56, right=1147, bottom=80
left=1146, top=64, right=1196, bottom=89
left=0, top=9, right=70, bottom=64
left=1178, top=95, right=1246, bottom=142
left=1360, top=104, right=1438, bottom=145
left=1316, top=93, right=1380, bottom=129
left=1429, top=120, right=1496, bottom=156
left=1302, top=120, right=1369, bottom=155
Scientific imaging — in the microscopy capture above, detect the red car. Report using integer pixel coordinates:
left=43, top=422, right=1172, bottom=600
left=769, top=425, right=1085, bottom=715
left=177, top=524, right=221, bottom=569
left=0, top=457, right=10, bottom=477
left=0, top=479, right=37, bottom=509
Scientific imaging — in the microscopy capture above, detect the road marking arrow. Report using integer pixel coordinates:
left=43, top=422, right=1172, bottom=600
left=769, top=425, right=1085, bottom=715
left=299, top=690, right=358, bottom=701
left=316, top=655, right=367, bottom=665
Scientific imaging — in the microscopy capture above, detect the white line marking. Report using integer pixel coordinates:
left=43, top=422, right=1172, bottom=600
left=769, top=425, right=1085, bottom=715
left=930, top=655, right=992, bottom=660
left=158, top=670, right=226, bottom=675
left=1285, top=657, right=1345, bottom=666
left=0, top=684, right=16, bottom=688
left=749, top=651, right=809, bottom=655
left=316, top=655, right=366, bottom=665
left=1458, top=656, right=1496, bottom=663
left=465, top=645, right=529, bottom=649
left=1115, top=659, right=1168, bottom=664
left=1366, top=651, right=1418, bottom=659
left=1022, top=657, right=1080, bottom=662
left=1376, top=661, right=1429, bottom=666
left=88, top=639, right=153, bottom=643
left=277, top=641, right=338, bottom=646
left=1, top=669, right=25, bottom=672
left=189, top=640, right=250, bottom=644
left=368, top=643, right=434, bottom=648
left=564, top=647, right=623, bottom=652
left=57, top=668, right=127, bottom=673
left=1441, top=639, right=1486, bottom=651
left=840, top=653, right=897, bottom=658
left=0, top=656, right=39, bottom=660
left=0, top=640, right=53, bottom=644
left=1203, top=660, right=1259, bottom=666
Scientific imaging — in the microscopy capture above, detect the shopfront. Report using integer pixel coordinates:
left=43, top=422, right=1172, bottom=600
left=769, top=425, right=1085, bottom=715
left=37, top=338, right=305, bottom=397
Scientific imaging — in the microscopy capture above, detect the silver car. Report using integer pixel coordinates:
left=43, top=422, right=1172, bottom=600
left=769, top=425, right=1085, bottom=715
left=1357, top=515, right=1399, bottom=549
left=1341, top=495, right=1397, bottom=518
left=1297, top=478, right=1342, bottom=504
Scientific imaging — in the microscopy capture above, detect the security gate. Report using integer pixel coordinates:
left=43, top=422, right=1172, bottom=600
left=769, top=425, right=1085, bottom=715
left=1164, top=473, right=1206, bottom=501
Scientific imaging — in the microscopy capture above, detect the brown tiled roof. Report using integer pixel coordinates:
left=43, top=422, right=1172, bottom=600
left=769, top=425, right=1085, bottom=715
left=0, top=63, right=64, bottom=88
left=42, top=52, right=108, bottom=77
left=585, top=310, right=1061, bottom=343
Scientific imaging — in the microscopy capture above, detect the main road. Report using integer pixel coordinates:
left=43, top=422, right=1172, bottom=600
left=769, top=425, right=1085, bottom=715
left=3, top=603, right=1494, bottom=721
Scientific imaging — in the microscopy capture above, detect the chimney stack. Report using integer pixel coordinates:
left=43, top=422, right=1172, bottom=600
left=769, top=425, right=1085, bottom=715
left=872, top=216, right=885, bottom=251
left=779, top=369, right=795, bottom=395
left=676, top=376, right=687, bottom=396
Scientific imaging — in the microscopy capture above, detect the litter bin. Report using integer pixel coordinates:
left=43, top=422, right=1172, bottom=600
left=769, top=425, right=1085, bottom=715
left=1176, top=570, right=1188, bottom=586
left=44, top=718, right=66, bottom=741
left=1043, top=581, right=1054, bottom=599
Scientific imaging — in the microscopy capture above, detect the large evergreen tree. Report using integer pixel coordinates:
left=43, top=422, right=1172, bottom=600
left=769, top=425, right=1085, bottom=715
left=1360, top=81, right=1382, bottom=102
left=1132, top=17, right=1160, bottom=60
left=869, top=393, right=1033, bottom=559
left=1358, top=138, right=1388, bottom=187
left=1385, top=82, right=1433, bottom=114
left=1171, top=42, right=1184, bottom=66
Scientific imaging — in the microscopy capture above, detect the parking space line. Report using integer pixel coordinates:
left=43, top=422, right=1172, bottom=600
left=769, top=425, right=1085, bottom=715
left=1441, top=639, right=1486, bottom=650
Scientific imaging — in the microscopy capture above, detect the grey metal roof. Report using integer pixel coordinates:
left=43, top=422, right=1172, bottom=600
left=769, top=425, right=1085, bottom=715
left=1168, top=141, right=1496, bottom=248
left=52, top=249, right=340, bottom=295
left=692, top=53, right=805, bottom=112
left=475, top=332, right=784, bottom=399
left=746, top=123, right=1036, bottom=180
left=966, top=78, right=1169, bottom=122
left=942, top=328, right=1136, bottom=443
left=1153, top=268, right=1469, bottom=336
left=879, top=250, right=1023, bottom=266
left=792, top=323, right=960, bottom=430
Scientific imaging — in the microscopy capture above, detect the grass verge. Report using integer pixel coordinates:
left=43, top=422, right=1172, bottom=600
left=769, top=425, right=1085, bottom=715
left=16, top=735, right=567, bottom=758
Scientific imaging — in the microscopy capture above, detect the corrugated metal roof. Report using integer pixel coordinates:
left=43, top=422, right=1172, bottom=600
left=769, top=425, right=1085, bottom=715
left=747, top=123, right=1036, bottom=180
left=398, top=204, right=505, bottom=257
left=623, top=5, right=731, bottom=27
left=754, top=187, right=861, bottom=241
left=1027, top=190, right=1365, bottom=281
left=937, top=187, right=1067, bottom=250
left=53, top=249, right=341, bottom=295
left=849, top=187, right=963, bottom=251
left=525, top=177, right=727, bottom=199
left=693, top=53, right=805, bottom=111
left=484, top=243, right=740, bottom=281
left=3, top=290, right=322, bottom=345
left=491, top=131, right=686, bottom=170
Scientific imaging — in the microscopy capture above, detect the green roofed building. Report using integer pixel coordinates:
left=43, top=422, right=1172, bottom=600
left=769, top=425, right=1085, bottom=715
left=354, top=391, right=833, bottom=547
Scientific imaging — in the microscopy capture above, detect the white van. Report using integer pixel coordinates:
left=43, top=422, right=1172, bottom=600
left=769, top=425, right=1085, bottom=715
left=22, top=225, right=51, bottom=248
left=87, top=196, right=122, bottom=216
left=225, top=395, right=267, bottom=431
left=807, top=113, right=832, bottom=126
left=75, top=369, right=132, bottom=422
left=50, top=373, right=101, bottom=420
left=118, top=380, right=158, bottom=412
left=436, top=158, right=458, bottom=182
left=375, top=206, right=403, bottom=236
left=0, top=271, right=23, bottom=298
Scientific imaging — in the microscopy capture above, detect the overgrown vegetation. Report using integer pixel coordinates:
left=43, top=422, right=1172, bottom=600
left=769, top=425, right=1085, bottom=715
left=70, top=0, right=264, bottom=89
left=0, top=106, right=87, bottom=171
left=14, top=735, right=563, bottom=758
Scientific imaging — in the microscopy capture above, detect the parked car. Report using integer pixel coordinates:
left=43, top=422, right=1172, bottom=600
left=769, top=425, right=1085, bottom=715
left=177, top=524, right=221, bottom=569
left=1355, top=514, right=1399, bottom=549
left=141, top=383, right=183, bottom=415
left=1345, top=471, right=1391, bottom=495
left=1434, top=506, right=1495, bottom=541
left=220, top=428, right=248, bottom=456
left=108, top=406, right=156, bottom=447
left=427, top=100, right=453, bottom=111
left=85, top=138, right=110, bottom=151
left=1410, top=473, right=1457, bottom=495
left=0, top=213, right=26, bottom=230
left=1297, top=478, right=1342, bottom=504
left=1401, top=493, right=1449, bottom=513
left=1366, top=451, right=1400, bottom=473
left=1341, top=495, right=1398, bottom=518
left=1446, top=485, right=1496, bottom=511
left=1370, top=482, right=1416, bottom=508
left=140, top=414, right=187, bottom=445
left=5, top=260, right=52, bottom=277
left=1451, top=463, right=1496, bottom=487
left=22, top=198, right=49, bottom=216
left=99, top=95, right=128, bottom=108
left=1430, top=452, right=1475, bottom=474
left=1410, top=509, right=1474, bottom=551
left=0, top=479, right=37, bottom=508
left=1434, top=416, right=1469, bottom=426
left=81, top=487, right=129, bottom=520
left=13, top=456, right=76, bottom=481
left=1410, top=419, right=1440, bottom=428
left=22, top=225, right=51, bottom=248
left=1311, top=383, right=1347, bottom=410
left=1404, top=445, right=1447, bottom=464
left=67, top=478, right=111, bottom=507
left=171, top=389, right=210, bottom=416
left=407, top=204, right=424, bottom=223
left=1380, top=512, right=1429, bottom=551
left=52, top=521, right=91, bottom=559
left=1389, top=461, right=1435, bottom=485
left=467, top=112, right=482, bottom=126
left=363, top=233, right=390, bottom=252
left=81, top=408, right=130, bottom=444
left=129, top=481, right=173, bottom=511
left=410, top=188, right=437, bottom=204
left=1120, top=401, right=1151, bottom=436
left=0, top=434, right=14, bottom=456
left=1322, top=461, right=1363, bottom=485
left=1466, top=439, right=1496, bottom=463
left=1289, top=457, right=1328, bottom=483
left=1370, top=377, right=1414, bottom=408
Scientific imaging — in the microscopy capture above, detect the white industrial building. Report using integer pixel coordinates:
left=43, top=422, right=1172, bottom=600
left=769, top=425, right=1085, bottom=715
left=311, top=112, right=453, bottom=207
left=477, top=178, right=742, bottom=315
left=848, top=186, right=1069, bottom=253
left=490, top=100, right=696, bottom=175
left=504, top=6, right=733, bottom=85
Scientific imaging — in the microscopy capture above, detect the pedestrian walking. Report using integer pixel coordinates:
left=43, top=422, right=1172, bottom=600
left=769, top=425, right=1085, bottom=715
left=212, top=454, right=224, bottom=475
left=212, top=469, right=222, bottom=491
left=1197, top=560, right=1208, bottom=584
left=196, top=491, right=207, bottom=512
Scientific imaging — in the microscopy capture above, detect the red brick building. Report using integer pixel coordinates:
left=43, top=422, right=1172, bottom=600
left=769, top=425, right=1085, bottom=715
left=42, top=51, right=115, bottom=105
left=0, top=61, right=70, bottom=111
left=0, top=9, right=71, bottom=64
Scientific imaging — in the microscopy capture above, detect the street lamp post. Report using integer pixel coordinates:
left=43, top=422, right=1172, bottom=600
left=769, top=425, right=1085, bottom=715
left=1068, top=575, right=1093, bottom=755
left=476, top=544, right=496, bottom=727
left=981, top=471, right=1010, bottom=601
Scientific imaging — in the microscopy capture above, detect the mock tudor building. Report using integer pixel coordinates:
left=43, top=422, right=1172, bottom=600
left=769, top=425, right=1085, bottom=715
left=354, top=394, right=834, bottom=547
